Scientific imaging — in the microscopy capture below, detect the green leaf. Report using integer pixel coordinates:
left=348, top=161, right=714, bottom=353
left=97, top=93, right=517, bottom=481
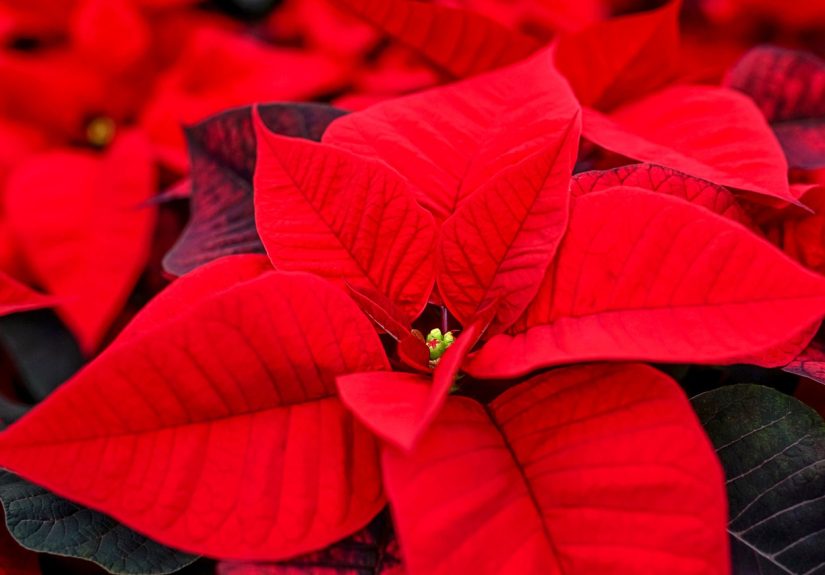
left=692, top=384, right=825, bottom=575
left=0, top=472, right=197, bottom=575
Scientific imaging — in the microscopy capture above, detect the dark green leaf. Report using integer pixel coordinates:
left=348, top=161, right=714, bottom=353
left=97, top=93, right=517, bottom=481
left=0, top=309, right=84, bottom=402
left=692, top=384, right=825, bottom=575
left=0, top=472, right=197, bottom=575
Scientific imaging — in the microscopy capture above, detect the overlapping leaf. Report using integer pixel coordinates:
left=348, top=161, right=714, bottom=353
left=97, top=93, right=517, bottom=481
left=582, top=86, right=796, bottom=204
left=384, top=363, right=728, bottom=574
left=328, top=0, right=540, bottom=79
left=323, top=47, right=581, bottom=222
left=553, top=0, right=681, bottom=111
left=570, top=163, right=754, bottom=226
left=0, top=262, right=389, bottom=559
left=467, top=188, right=825, bottom=378
left=4, top=131, right=156, bottom=353
left=693, top=385, right=825, bottom=574
left=163, top=103, right=347, bottom=276
left=254, top=111, right=437, bottom=322
left=725, top=46, right=825, bottom=169
left=0, top=271, right=54, bottom=318
left=0, top=472, right=197, bottom=575
left=437, top=111, right=580, bottom=333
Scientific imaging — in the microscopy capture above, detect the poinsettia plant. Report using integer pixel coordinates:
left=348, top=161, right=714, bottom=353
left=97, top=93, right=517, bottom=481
left=2, top=0, right=825, bottom=574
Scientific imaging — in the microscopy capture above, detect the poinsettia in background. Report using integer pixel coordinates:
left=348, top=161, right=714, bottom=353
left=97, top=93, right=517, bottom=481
left=1, top=0, right=825, bottom=574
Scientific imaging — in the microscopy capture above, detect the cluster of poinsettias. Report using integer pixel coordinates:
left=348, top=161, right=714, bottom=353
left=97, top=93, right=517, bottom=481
left=2, top=0, right=825, bottom=573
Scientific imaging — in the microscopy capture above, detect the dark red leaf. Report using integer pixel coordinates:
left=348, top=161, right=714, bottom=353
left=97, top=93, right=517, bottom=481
left=323, top=47, right=581, bottom=223
left=254, top=109, right=438, bottom=322
left=217, top=514, right=404, bottom=574
left=0, top=269, right=389, bottom=559
left=328, top=0, right=541, bottom=79
left=582, top=86, right=797, bottom=204
left=467, top=188, right=825, bottom=378
left=553, top=0, right=681, bottom=111
left=383, top=363, right=728, bottom=574
left=163, top=103, right=346, bottom=276
left=4, top=131, right=157, bottom=353
left=784, top=338, right=825, bottom=386
left=725, top=46, right=825, bottom=169
left=571, top=163, right=755, bottom=226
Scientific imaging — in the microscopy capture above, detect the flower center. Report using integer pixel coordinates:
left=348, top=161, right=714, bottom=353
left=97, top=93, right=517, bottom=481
left=425, top=328, right=455, bottom=364
left=86, top=116, right=116, bottom=148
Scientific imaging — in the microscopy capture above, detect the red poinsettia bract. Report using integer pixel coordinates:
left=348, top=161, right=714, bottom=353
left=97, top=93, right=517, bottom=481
left=1, top=20, right=825, bottom=574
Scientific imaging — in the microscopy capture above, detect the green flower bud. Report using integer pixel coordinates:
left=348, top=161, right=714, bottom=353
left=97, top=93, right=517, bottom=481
left=426, top=328, right=443, bottom=342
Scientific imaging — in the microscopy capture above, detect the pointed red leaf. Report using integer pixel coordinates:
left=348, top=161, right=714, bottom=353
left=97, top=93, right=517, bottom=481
left=571, top=163, right=754, bottom=226
left=4, top=132, right=157, bottom=353
left=383, top=363, right=729, bottom=574
left=346, top=283, right=411, bottom=341
left=337, top=307, right=494, bottom=451
left=467, top=188, right=825, bottom=378
left=553, top=0, right=681, bottom=111
left=0, top=271, right=55, bottom=317
left=784, top=338, right=825, bottom=386
left=0, top=271, right=389, bottom=559
left=582, top=86, right=795, bottom=204
left=725, top=46, right=825, bottom=169
left=437, top=111, right=579, bottom=332
left=254, top=110, right=437, bottom=322
left=323, top=47, right=581, bottom=222
left=328, top=0, right=541, bottom=79
left=397, top=335, right=431, bottom=374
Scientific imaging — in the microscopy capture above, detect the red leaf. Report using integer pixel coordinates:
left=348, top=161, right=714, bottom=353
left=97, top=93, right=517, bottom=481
left=553, top=1, right=681, bottom=111
left=771, top=186, right=825, bottom=275
left=397, top=335, right=431, bottom=374
left=163, top=103, right=345, bottom=276
left=70, top=0, right=150, bottom=74
left=437, top=110, right=579, bottom=333
left=466, top=188, right=825, bottom=378
left=328, top=0, right=541, bottom=79
left=571, top=163, right=755, bottom=227
left=582, top=86, right=796, bottom=204
left=337, top=307, right=494, bottom=451
left=114, top=254, right=273, bottom=347
left=323, top=47, right=581, bottom=222
left=0, top=271, right=55, bottom=317
left=725, top=46, right=825, bottom=170
left=383, top=363, right=729, bottom=574
left=4, top=132, right=157, bottom=353
left=254, top=109, right=437, bottom=322
left=0, top=271, right=389, bottom=559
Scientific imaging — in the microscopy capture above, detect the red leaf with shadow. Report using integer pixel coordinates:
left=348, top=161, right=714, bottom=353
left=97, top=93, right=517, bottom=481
left=0, top=264, right=389, bottom=560
left=383, top=363, right=728, bottom=574
left=0, top=271, right=56, bottom=317
left=467, top=188, right=825, bottom=378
